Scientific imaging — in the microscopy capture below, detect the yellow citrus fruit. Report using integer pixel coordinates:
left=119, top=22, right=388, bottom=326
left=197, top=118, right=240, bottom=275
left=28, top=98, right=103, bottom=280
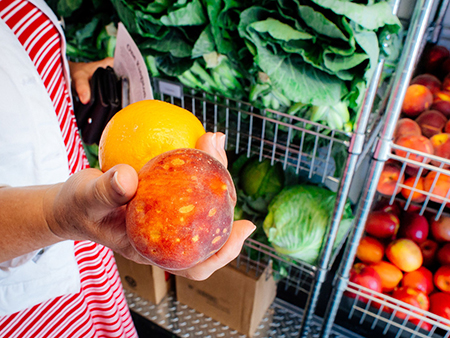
left=98, top=99, right=205, bottom=172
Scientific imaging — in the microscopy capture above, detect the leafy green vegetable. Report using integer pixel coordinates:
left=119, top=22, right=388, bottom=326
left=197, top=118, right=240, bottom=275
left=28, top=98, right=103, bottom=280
left=263, top=184, right=353, bottom=265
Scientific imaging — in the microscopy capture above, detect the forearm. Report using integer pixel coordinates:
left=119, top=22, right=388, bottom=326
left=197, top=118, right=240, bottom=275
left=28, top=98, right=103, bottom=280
left=0, top=184, right=63, bottom=263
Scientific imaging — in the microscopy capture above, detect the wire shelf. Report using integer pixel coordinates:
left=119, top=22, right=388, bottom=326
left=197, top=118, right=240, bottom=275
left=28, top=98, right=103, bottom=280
left=342, top=283, right=450, bottom=338
left=154, top=79, right=352, bottom=186
left=384, top=142, right=450, bottom=220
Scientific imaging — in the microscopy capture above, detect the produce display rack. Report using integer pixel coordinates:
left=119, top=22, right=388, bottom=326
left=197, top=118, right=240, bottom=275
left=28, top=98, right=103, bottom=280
left=145, top=15, right=396, bottom=333
left=125, top=288, right=364, bottom=338
left=320, top=0, right=450, bottom=337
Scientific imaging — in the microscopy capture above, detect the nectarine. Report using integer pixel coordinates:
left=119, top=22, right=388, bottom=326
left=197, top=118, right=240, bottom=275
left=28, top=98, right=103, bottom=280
left=432, top=90, right=450, bottom=117
left=415, top=110, right=447, bottom=138
left=401, top=176, right=426, bottom=203
left=376, top=160, right=404, bottom=196
left=394, top=135, right=434, bottom=168
left=430, top=133, right=450, bottom=168
left=424, top=171, right=450, bottom=203
left=394, top=118, right=422, bottom=140
left=402, top=84, right=433, bottom=117
left=411, top=73, right=442, bottom=94
left=126, top=148, right=236, bottom=270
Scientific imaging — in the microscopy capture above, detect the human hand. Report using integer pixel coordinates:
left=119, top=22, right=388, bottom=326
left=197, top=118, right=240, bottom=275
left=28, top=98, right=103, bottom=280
left=46, top=132, right=255, bottom=280
left=68, top=57, right=114, bottom=104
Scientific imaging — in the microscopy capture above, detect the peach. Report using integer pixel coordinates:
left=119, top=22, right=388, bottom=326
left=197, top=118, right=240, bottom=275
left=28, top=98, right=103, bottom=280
left=392, top=287, right=430, bottom=320
left=356, top=236, right=385, bottom=264
left=386, top=238, right=423, bottom=272
left=415, top=110, right=448, bottom=138
left=431, top=90, right=450, bottom=117
left=376, top=160, right=404, bottom=196
left=430, top=133, right=450, bottom=168
left=401, top=176, right=426, bottom=203
left=411, top=73, right=442, bottom=94
left=423, top=171, right=450, bottom=203
left=371, top=260, right=403, bottom=293
left=394, top=135, right=434, bottom=167
left=394, top=118, right=422, bottom=140
left=126, top=148, right=236, bottom=270
left=402, top=84, right=434, bottom=117
left=423, top=45, right=450, bottom=75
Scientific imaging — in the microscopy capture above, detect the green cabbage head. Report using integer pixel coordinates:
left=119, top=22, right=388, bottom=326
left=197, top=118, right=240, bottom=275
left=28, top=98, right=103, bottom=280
left=263, top=185, right=353, bottom=265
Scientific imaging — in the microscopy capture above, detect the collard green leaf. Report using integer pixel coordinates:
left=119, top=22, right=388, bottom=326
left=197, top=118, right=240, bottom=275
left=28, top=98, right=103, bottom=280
left=255, top=44, right=347, bottom=105
left=160, top=0, right=207, bottom=26
left=249, top=18, right=314, bottom=41
left=139, top=30, right=192, bottom=58
left=192, top=25, right=216, bottom=58
left=310, top=0, right=401, bottom=31
left=297, top=5, right=348, bottom=41
left=56, top=0, right=83, bottom=17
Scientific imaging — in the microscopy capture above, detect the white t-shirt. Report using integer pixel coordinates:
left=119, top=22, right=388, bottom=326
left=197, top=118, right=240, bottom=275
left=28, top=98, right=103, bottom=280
left=0, top=0, right=80, bottom=316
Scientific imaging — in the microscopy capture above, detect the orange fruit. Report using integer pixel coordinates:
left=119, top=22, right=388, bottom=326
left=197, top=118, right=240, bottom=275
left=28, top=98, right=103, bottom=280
left=99, top=100, right=205, bottom=172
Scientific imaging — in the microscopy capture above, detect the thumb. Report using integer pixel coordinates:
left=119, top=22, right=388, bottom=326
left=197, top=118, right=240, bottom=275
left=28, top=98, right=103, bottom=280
left=89, top=164, right=139, bottom=211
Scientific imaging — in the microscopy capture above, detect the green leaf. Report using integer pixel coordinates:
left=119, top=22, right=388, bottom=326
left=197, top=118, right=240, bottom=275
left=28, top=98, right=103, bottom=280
left=310, top=0, right=401, bottom=31
left=192, top=25, right=216, bottom=58
left=160, top=0, right=207, bottom=26
left=255, top=43, right=347, bottom=106
left=56, top=0, right=83, bottom=17
left=297, top=5, right=348, bottom=41
left=250, top=18, right=314, bottom=41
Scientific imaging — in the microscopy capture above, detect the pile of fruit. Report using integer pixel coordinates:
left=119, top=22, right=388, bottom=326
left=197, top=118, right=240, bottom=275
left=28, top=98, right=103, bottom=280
left=348, top=198, right=450, bottom=329
left=377, top=45, right=450, bottom=205
left=349, top=45, right=450, bottom=330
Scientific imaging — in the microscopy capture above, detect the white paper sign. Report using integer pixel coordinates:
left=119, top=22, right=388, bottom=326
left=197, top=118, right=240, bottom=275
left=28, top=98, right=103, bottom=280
left=114, top=22, right=153, bottom=105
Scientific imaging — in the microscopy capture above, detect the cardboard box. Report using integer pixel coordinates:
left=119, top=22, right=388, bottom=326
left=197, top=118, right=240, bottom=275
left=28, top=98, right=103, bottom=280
left=175, top=259, right=277, bottom=337
left=114, top=253, right=173, bottom=305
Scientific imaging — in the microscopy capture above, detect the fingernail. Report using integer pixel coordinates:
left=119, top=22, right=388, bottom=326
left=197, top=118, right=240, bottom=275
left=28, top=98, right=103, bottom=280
left=111, top=171, right=126, bottom=196
left=247, top=224, right=257, bottom=237
left=217, top=134, right=226, bottom=150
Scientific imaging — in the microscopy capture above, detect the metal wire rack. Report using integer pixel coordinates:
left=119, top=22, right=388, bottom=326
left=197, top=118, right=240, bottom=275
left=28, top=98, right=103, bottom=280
left=342, top=282, right=450, bottom=338
left=320, top=0, right=450, bottom=337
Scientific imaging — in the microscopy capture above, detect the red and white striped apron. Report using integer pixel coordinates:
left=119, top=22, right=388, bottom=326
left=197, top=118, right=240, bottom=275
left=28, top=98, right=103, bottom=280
left=0, top=0, right=138, bottom=336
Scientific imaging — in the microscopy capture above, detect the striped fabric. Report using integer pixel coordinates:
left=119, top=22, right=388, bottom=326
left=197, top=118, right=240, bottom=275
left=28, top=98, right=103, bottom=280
left=0, top=0, right=138, bottom=337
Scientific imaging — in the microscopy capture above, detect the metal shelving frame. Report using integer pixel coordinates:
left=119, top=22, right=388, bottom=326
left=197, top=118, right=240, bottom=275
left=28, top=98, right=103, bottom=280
left=319, top=0, right=450, bottom=337
left=147, top=21, right=395, bottom=335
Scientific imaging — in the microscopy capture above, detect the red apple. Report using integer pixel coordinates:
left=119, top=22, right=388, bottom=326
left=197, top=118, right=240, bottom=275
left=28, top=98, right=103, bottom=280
left=438, top=243, right=450, bottom=266
left=373, top=198, right=401, bottom=216
left=402, top=266, right=434, bottom=295
left=126, top=148, right=236, bottom=270
left=392, top=287, right=430, bottom=320
left=346, top=263, right=382, bottom=302
left=429, top=292, right=450, bottom=321
left=431, top=215, right=450, bottom=242
left=397, top=213, right=429, bottom=244
left=420, top=239, right=439, bottom=266
left=434, top=265, right=450, bottom=293
left=365, top=210, right=400, bottom=240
